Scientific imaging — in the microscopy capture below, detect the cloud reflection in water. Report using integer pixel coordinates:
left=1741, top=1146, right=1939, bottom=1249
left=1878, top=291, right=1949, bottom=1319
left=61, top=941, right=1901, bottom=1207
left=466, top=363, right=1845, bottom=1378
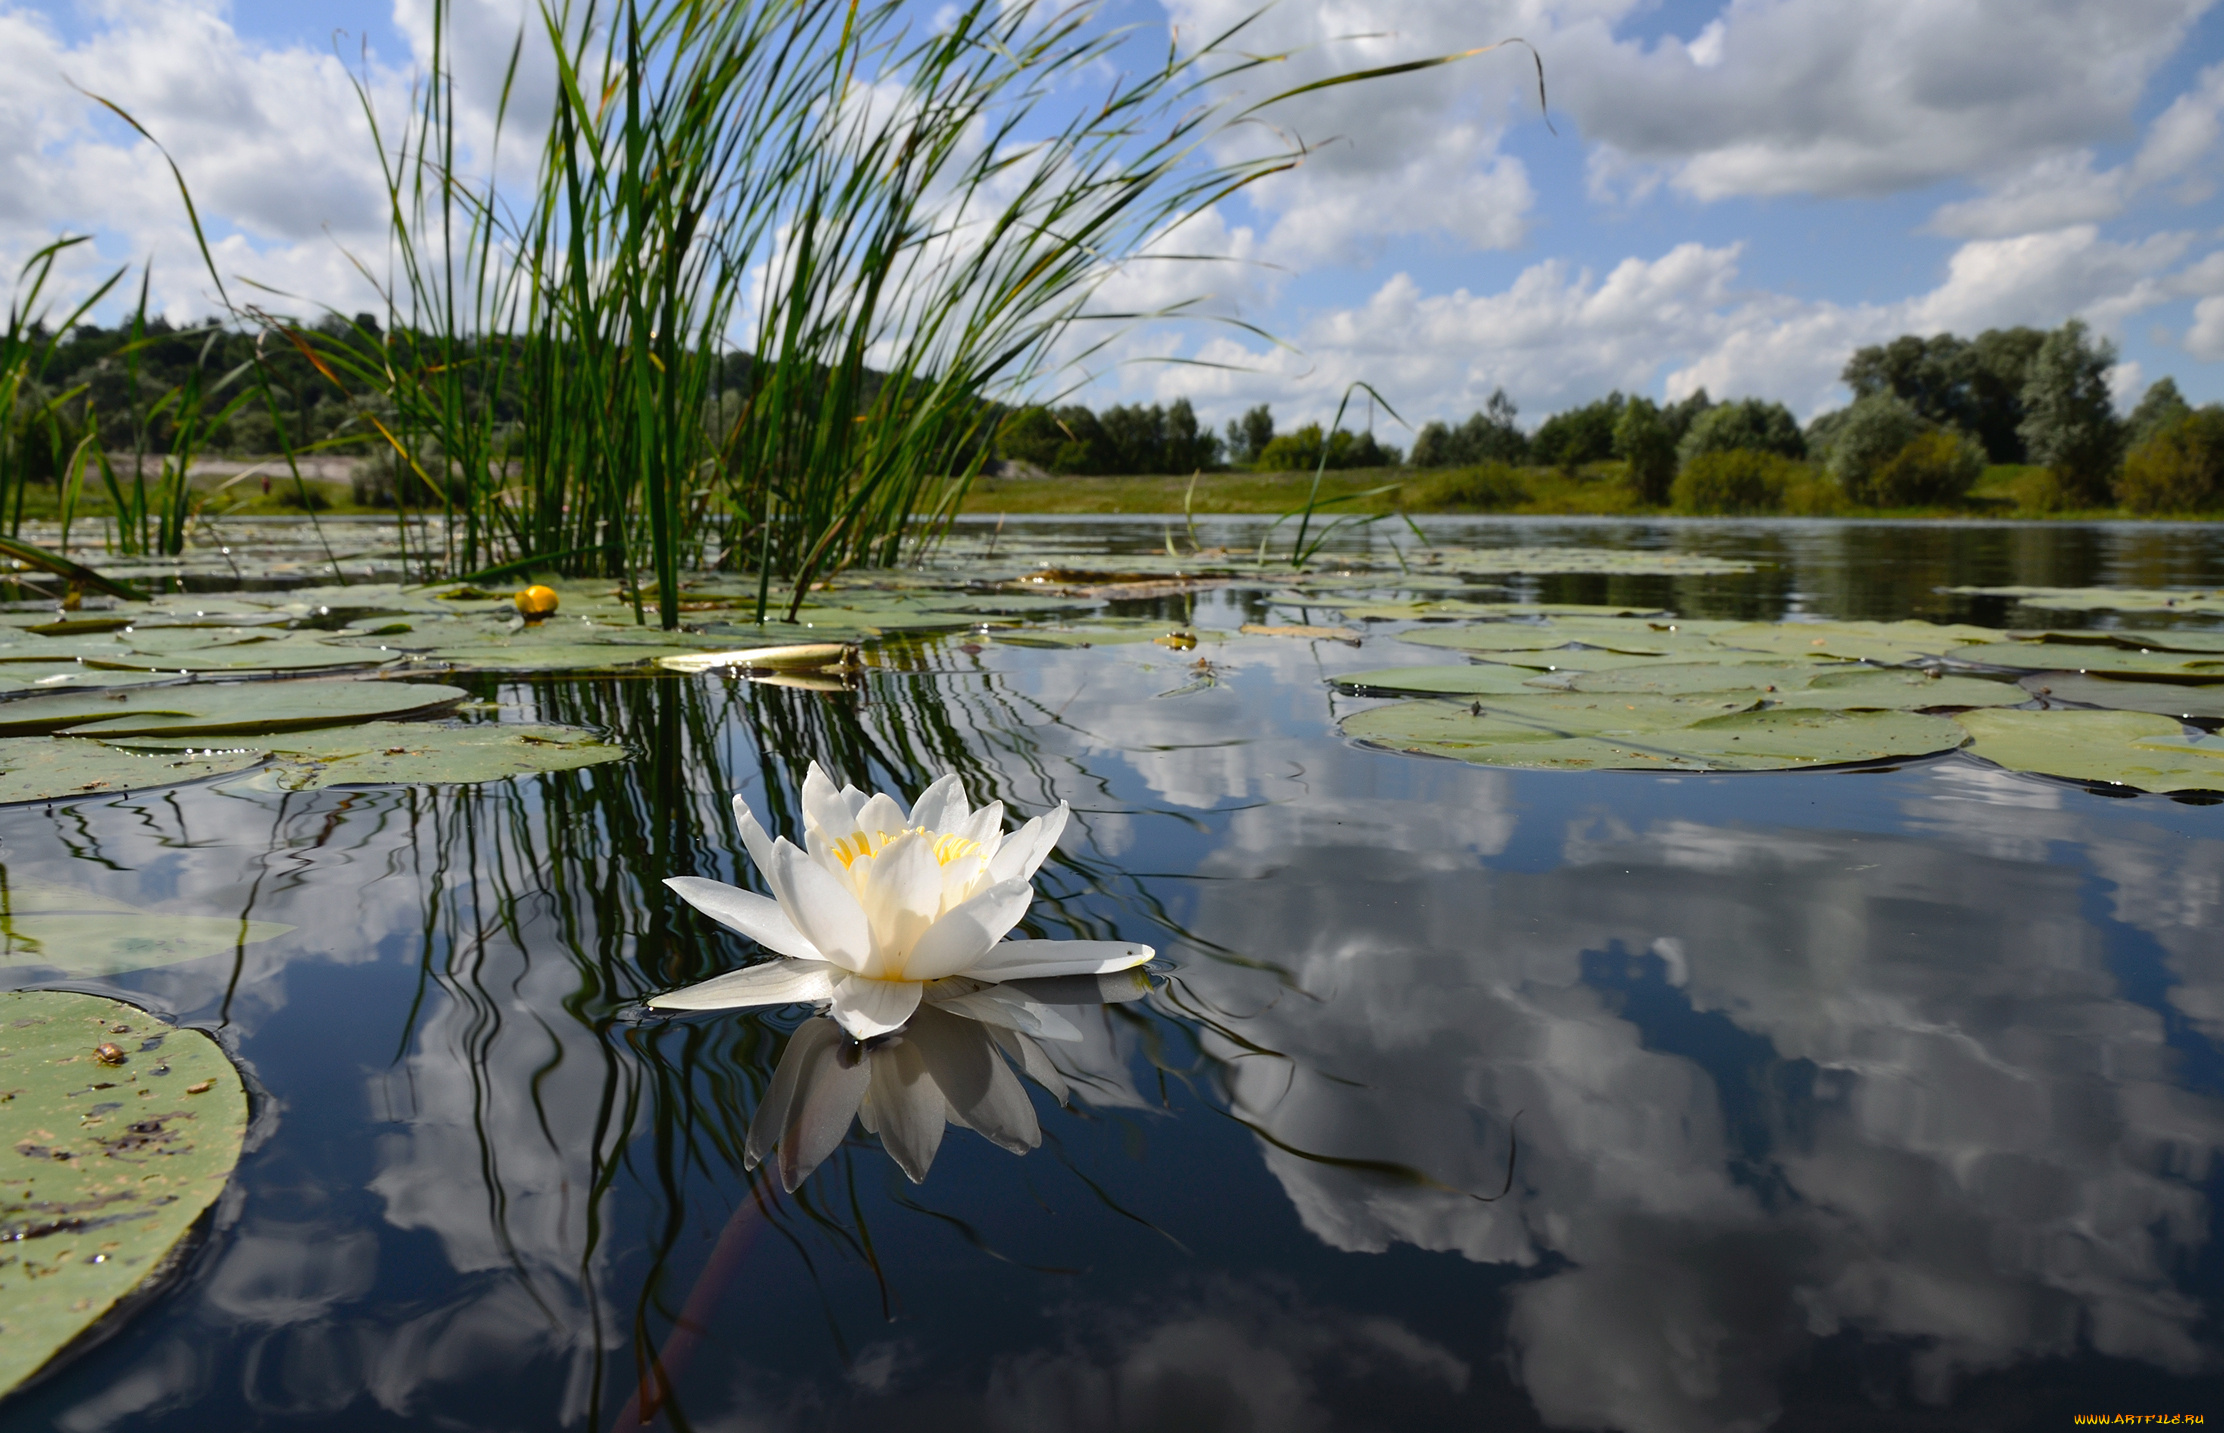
left=1170, top=774, right=2224, bottom=1433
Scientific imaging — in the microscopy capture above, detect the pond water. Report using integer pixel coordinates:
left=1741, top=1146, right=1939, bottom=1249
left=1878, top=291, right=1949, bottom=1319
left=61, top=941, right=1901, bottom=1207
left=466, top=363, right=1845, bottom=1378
left=9, top=516, right=2224, bottom=1432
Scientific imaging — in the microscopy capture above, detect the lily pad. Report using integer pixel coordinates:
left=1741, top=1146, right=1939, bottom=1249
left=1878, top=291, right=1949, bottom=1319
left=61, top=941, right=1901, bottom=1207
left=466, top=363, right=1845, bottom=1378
left=1401, top=621, right=1722, bottom=658
left=2021, top=672, right=2224, bottom=720
left=250, top=722, right=629, bottom=790
left=1558, top=662, right=2024, bottom=709
left=1709, top=620, right=2001, bottom=664
left=0, top=679, right=469, bottom=738
left=0, top=878, right=293, bottom=976
left=0, top=738, right=264, bottom=805
left=1955, top=708, right=2224, bottom=792
left=1335, top=664, right=1565, bottom=696
left=1944, top=643, right=2224, bottom=681
left=1331, top=600, right=1673, bottom=622
left=0, top=990, right=248, bottom=1394
left=1344, top=697, right=1964, bottom=771
left=1946, top=585, right=2224, bottom=614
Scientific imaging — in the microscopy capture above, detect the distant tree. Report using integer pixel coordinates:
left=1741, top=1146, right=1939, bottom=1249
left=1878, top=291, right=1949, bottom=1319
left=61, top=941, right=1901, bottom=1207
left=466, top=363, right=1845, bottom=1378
left=1530, top=393, right=1624, bottom=470
left=1826, top=393, right=1927, bottom=505
left=1254, top=424, right=1400, bottom=472
left=1843, top=326, right=2044, bottom=462
left=2118, top=405, right=2224, bottom=514
left=1677, top=398, right=1805, bottom=463
left=1411, top=388, right=1528, bottom=468
left=1164, top=398, right=1222, bottom=471
left=1662, top=388, right=1714, bottom=446
left=2018, top=319, right=2125, bottom=507
left=1224, top=404, right=1274, bottom=467
left=2126, top=377, right=2193, bottom=449
left=1612, top=397, right=1677, bottom=505
left=998, top=406, right=1069, bottom=470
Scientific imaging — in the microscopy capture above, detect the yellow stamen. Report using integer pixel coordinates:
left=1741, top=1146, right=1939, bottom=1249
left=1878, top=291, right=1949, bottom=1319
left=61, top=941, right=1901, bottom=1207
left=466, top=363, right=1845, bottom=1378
left=829, top=827, right=983, bottom=869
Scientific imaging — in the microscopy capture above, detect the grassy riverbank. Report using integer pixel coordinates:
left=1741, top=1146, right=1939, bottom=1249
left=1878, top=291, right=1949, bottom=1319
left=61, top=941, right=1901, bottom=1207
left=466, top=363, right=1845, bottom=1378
left=957, top=462, right=2223, bottom=520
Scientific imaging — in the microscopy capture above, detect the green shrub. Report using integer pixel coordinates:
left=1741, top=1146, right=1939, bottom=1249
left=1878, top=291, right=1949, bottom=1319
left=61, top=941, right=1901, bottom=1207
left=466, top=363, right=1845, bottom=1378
left=1822, top=393, right=1923, bottom=502
left=1677, top=399, right=1806, bottom=463
left=1403, top=461, right=1528, bottom=511
left=1867, top=429, right=1985, bottom=506
left=2118, top=407, right=2224, bottom=513
left=1671, top=450, right=1803, bottom=514
left=1612, top=398, right=1676, bottom=504
left=1255, top=423, right=1400, bottom=472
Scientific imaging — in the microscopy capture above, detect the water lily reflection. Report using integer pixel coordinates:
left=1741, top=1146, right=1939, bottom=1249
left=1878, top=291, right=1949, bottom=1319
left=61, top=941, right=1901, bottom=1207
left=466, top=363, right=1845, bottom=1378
left=751, top=972, right=1150, bottom=1189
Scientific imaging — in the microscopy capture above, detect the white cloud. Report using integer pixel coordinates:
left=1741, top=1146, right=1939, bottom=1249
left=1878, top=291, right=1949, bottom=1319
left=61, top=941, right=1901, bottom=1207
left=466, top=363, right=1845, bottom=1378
left=1147, top=221, right=2216, bottom=427
left=1927, top=62, right=2224, bottom=238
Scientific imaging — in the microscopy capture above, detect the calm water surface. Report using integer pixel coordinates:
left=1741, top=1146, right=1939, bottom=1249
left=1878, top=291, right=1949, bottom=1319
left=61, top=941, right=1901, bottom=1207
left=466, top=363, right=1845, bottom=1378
left=10, top=518, right=2224, bottom=1433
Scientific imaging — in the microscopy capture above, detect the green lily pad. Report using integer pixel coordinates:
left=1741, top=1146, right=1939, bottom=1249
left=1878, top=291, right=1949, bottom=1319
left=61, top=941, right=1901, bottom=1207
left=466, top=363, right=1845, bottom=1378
left=0, top=738, right=264, bottom=806
left=1344, top=697, right=1964, bottom=771
left=0, top=679, right=469, bottom=738
left=2009, top=629, right=2224, bottom=656
left=85, top=633, right=386, bottom=674
left=1946, top=585, right=2224, bottom=614
left=251, top=722, right=628, bottom=790
left=0, top=878, right=292, bottom=976
left=0, top=666, right=184, bottom=693
left=1335, top=664, right=1566, bottom=696
left=1709, top=620, right=2001, bottom=664
left=1955, top=708, right=2224, bottom=792
left=1944, top=643, right=2224, bottom=681
left=2022, top=672, right=2224, bottom=720
left=0, top=990, right=248, bottom=1394
left=1332, top=600, right=1675, bottom=622
left=1558, top=661, right=2024, bottom=709
left=1400, top=621, right=1723, bottom=659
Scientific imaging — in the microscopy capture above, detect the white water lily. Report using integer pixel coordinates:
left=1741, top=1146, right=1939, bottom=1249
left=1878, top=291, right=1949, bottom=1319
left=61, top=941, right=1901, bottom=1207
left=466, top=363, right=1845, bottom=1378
left=651, top=763, right=1153, bottom=1040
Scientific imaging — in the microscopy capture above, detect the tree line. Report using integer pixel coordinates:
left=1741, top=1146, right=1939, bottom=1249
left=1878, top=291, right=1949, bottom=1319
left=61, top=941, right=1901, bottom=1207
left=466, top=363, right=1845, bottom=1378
left=990, top=319, right=2221, bottom=514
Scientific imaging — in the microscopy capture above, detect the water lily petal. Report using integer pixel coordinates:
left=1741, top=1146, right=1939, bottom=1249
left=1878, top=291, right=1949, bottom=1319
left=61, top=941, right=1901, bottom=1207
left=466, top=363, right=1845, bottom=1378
left=662, top=877, right=821, bottom=961
left=900, top=878, right=1033, bottom=981
left=827, top=972, right=923, bottom=1039
left=986, top=1024, right=1069, bottom=1105
left=867, top=1037, right=947, bottom=1182
left=764, top=837, right=873, bottom=971
left=647, top=956, right=836, bottom=1010
left=907, top=1004, right=1039, bottom=1153
left=801, top=763, right=858, bottom=869
left=997, top=968, right=1155, bottom=1007
left=967, top=939, right=1154, bottom=982
left=733, top=796, right=778, bottom=877
left=854, top=792, right=906, bottom=841
left=907, top=772, right=968, bottom=833
left=747, top=1016, right=842, bottom=1171
left=776, top=1024, right=871, bottom=1191
left=932, top=985, right=1082, bottom=1041
left=837, top=780, right=871, bottom=823
left=856, top=832, right=945, bottom=965
left=987, top=803, right=1069, bottom=885
left=958, top=800, right=1004, bottom=846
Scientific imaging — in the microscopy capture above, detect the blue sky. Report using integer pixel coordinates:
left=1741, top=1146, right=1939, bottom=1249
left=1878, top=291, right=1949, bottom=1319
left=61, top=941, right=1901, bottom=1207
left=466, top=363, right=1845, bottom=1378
left=3, top=0, right=2219, bottom=433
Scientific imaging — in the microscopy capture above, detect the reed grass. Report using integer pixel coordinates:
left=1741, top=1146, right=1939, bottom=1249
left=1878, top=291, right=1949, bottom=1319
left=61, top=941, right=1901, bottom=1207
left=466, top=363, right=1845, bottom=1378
left=201, top=0, right=1530, bottom=626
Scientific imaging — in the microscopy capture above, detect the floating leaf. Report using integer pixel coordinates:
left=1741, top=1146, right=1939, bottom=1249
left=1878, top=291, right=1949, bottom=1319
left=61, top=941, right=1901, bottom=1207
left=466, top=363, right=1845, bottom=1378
left=250, top=722, right=629, bottom=790
left=1709, top=620, right=2000, bottom=664
left=0, top=990, right=248, bottom=1394
left=2008, top=628, right=2224, bottom=656
left=0, top=679, right=469, bottom=738
left=2022, top=672, right=2224, bottom=720
left=1401, top=621, right=1716, bottom=657
left=656, top=644, right=853, bottom=673
left=1954, top=708, right=2224, bottom=792
left=1945, top=585, right=2224, bottom=614
left=0, top=877, right=292, bottom=976
left=85, top=633, right=386, bottom=674
left=0, top=738, right=263, bottom=805
left=1336, top=664, right=1564, bottom=696
left=1344, top=696, right=1963, bottom=771
left=1331, top=600, right=1672, bottom=622
left=1239, top=624, right=1360, bottom=641
left=1945, top=642, right=2224, bottom=681
left=1558, top=661, right=2024, bottom=709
